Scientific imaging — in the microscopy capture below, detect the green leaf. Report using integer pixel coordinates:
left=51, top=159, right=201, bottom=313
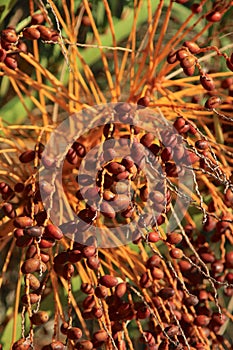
left=0, top=313, right=22, bottom=350
left=76, top=1, right=155, bottom=69
left=108, top=0, right=124, bottom=19
left=0, top=96, right=33, bottom=124
left=71, top=274, right=82, bottom=293
left=0, top=0, right=17, bottom=23
left=75, top=0, right=204, bottom=71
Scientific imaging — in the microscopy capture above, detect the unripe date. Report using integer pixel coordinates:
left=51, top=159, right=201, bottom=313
left=27, top=273, right=40, bottom=290
left=99, top=275, right=118, bottom=288
left=75, top=340, right=93, bottom=350
left=44, top=224, right=63, bottom=240
left=30, top=311, right=49, bottom=325
left=23, top=27, right=41, bottom=40
left=14, top=216, right=33, bottom=228
left=67, top=327, right=82, bottom=340
left=92, top=330, right=108, bottom=343
left=21, top=258, right=47, bottom=274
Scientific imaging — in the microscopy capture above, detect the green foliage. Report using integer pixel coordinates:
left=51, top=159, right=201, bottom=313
left=1, top=314, right=23, bottom=350
left=0, top=0, right=17, bottom=24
